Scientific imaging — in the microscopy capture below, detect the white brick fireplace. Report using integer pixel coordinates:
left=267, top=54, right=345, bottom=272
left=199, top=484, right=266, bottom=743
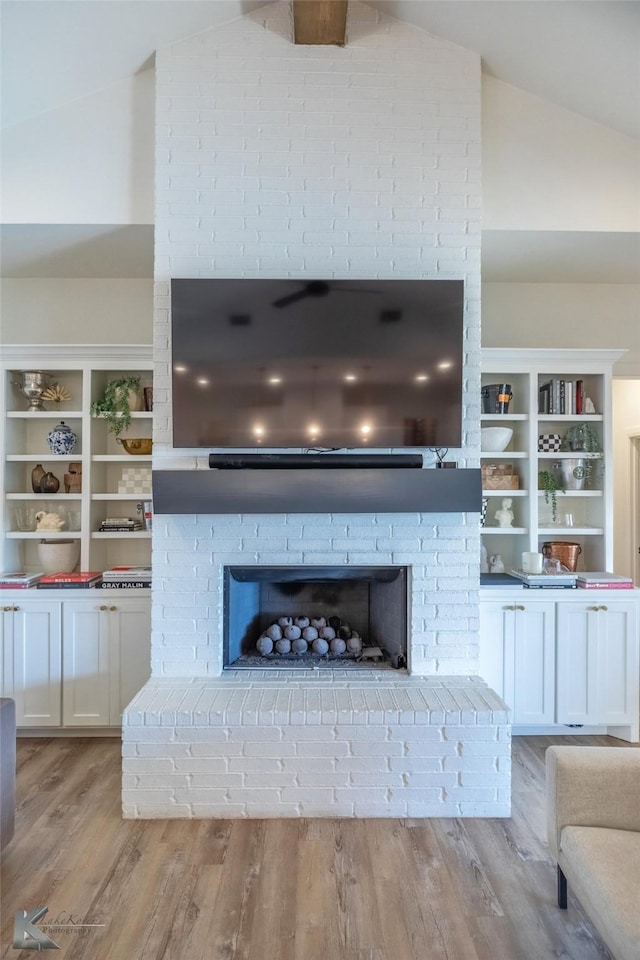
left=122, top=1, right=511, bottom=818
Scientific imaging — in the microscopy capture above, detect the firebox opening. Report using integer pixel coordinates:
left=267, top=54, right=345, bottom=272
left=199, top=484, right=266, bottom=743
left=224, top=566, right=408, bottom=670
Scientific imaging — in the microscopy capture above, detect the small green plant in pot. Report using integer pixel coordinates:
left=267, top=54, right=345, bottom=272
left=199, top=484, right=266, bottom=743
left=539, top=469, right=565, bottom=524
left=563, top=422, right=602, bottom=453
left=91, top=376, right=142, bottom=438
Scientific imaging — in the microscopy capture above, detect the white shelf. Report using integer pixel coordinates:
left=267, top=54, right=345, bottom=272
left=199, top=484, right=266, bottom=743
left=6, top=454, right=83, bottom=461
left=6, top=531, right=82, bottom=540
left=7, top=410, right=84, bottom=419
left=2, top=350, right=153, bottom=573
left=480, top=451, right=527, bottom=459
left=482, top=349, right=614, bottom=573
left=6, top=492, right=82, bottom=500
left=92, top=455, right=152, bottom=463
left=481, top=527, right=528, bottom=535
left=91, top=493, right=151, bottom=501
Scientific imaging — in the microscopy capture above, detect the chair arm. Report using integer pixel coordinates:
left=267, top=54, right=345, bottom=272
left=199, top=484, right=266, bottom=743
left=546, top=746, right=640, bottom=859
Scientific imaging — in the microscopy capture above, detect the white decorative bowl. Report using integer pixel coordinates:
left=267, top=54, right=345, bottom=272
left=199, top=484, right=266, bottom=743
left=481, top=427, right=513, bottom=452
left=37, top=539, right=80, bottom=574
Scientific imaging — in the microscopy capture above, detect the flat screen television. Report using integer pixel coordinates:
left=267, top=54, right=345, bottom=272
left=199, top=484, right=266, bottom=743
left=171, top=278, right=464, bottom=449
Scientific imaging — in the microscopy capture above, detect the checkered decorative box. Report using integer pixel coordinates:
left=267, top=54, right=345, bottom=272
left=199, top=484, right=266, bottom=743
left=118, top=466, right=152, bottom=495
left=538, top=433, right=562, bottom=452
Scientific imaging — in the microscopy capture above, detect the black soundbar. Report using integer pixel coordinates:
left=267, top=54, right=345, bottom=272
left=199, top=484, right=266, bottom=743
left=208, top=453, right=424, bottom=470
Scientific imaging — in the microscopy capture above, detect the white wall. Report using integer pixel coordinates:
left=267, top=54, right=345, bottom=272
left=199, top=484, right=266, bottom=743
left=1, top=71, right=154, bottom=225
left=482, top=282, right=640, bottom=376
left=0, top=279, right=153, bottom=344
left=613, top=379, right=640, bottom=580
left=482, top=76, right=640, bottom=232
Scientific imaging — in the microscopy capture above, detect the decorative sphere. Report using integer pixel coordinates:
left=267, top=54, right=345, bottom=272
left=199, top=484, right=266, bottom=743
left=330, top=637, right=346, bottom=655
left=284, top=624, right=301, bottom=641
left=302, top=626, right=318, bottom=642
left=295, top=616, right=310, bottom=629
left=291, top=637, right=308, bottom=655
left=347, top=635, right=362, bottom=655
left=275, top=638, right=291, bottom=655
left=310, top=617, right=326, bottom=630
left=320, top=626, right=336, bottom=641
left=256, top=635, right=273, bottom=655
left=278, top=616, right=293, bottom=628
left=266, top=623, right=282, bottom=641
left=312, top=637, right=329, bottom=655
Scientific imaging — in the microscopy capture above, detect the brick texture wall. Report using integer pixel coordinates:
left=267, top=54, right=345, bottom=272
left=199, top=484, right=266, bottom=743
left=150, top=0, right=482, bottom=678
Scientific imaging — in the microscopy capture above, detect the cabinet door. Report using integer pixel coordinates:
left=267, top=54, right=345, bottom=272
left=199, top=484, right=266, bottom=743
left=511, top=602, right=556, bottom=725
left=556, top=600, right=637, bottom=726
left=8, top=602, right=61, bottom=727
left=480, top=599, right=555, bottom=725
left=595, top=601, right=637, bottom=724
left=62, top=602, right=110, bottom=726
left=107, top=598, right=151, bottom=724
left=479, top=601, right=509, bottom=700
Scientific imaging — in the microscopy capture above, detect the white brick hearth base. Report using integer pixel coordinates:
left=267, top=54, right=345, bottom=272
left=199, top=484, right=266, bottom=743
left=122, top=675, right=510, bottom=818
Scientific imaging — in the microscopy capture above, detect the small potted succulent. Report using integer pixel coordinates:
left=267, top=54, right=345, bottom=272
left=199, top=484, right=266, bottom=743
left=90, top=376, right=142, bottom=438
left=563, top=422, right=602, bottom=453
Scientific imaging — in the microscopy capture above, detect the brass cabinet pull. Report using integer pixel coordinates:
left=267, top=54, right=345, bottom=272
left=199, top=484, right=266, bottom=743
left=599, top=605, right=608, bottom=612
left=12, top=606, right=19, bottom=612
left=109, top=605, right=117, bottom=612
left=504, top=604, right=525, bottom=611
left=99, top=604, right=108, bottom=611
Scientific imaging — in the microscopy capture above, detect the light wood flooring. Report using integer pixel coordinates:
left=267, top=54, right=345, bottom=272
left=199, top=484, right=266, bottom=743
left=1, top=734, right=636, bottom=960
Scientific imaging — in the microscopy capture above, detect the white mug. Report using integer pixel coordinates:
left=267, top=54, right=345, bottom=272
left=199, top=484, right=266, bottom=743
left=522, top=551, right=544, bottom=575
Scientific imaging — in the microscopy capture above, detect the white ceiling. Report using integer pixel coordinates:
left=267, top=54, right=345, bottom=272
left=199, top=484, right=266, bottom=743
left=1, top=1, right=638, bottom=282
left=2, top=1, right=639, bottom=137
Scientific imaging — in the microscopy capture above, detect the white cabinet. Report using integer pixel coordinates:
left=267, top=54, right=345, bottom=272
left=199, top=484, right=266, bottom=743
left=556, top=600, right=637, bottom=727
left=480, top=599, right=555, bottom=724
left=481, top=348, right=623, bottom=575
left=0, top=600, right=61, bottom=726
left=480, top=591, right=640, bottom=740
left=1, top=593, right=150, bottom=729
left=0, top=345, right=153, bottom=576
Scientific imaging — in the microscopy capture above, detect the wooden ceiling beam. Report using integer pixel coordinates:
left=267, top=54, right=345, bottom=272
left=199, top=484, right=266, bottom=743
left=292, top=1, right=348, bottom=46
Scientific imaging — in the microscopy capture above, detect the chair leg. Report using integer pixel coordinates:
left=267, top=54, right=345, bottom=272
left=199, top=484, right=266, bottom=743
left=557, top=865, right=568, bottom=909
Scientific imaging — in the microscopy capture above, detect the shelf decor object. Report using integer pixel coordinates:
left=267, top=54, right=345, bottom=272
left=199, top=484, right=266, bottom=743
left=481, top=427, right=513, bottom=452
left=37, top=538, right=80, bottom=574
left=46, top=421, right=77, bottom=455
left=539, top=469, right=565, bottom=523
left=12, top=370, right=52, bottom=411
left=90, top=375, right=143, bottom=437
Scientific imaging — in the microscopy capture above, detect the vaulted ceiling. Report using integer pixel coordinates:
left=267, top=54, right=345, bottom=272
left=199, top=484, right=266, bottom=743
left=1, top=1, right=638, bottom=282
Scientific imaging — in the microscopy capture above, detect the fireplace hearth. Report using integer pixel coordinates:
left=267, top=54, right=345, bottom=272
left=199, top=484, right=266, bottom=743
left=224, top=565, right=408, bottom=670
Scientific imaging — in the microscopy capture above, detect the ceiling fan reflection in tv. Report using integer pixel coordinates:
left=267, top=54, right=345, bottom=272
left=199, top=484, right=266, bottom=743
left=272, top=280, right=381, bottom=309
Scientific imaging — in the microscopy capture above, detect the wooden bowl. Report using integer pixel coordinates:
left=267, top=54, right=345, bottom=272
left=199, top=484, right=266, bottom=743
left=116, top=438, right=152, bottom=455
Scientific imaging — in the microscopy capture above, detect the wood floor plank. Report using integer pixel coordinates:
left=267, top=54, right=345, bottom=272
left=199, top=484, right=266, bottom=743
left=1, top=734, right=636, bottom=959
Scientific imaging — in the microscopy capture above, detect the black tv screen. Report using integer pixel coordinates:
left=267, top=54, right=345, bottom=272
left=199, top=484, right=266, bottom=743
left=171, top=278, right=464, bottom=449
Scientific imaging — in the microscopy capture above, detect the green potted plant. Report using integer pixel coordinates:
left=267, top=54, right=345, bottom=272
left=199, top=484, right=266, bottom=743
left=90, top=376, right=142, bottom=438
left=538, top=469, right=565, bottom=524
left=563, top=422, right=602, bottom=453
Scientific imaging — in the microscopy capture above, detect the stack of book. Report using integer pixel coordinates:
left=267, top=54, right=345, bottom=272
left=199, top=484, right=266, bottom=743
left=576, top=572, right=635, bottom=590
left=99, top=517, right=144, bottom=533
left=37, top=571, right=103, bottom=589
left=539, top=379, right=585, bottom=415
left=0, top=571, right=43, bottom=589
left=100, top=566, right=152, bottom=589
left=509, top=569, right=577, bottom=589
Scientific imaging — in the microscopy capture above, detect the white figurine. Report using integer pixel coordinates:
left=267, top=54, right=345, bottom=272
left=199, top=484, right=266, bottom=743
left=494, top=498, right=514, bottom=528
left=489, top=554, right=505, bottom=574
left=35, top=510, right=65, bottom=531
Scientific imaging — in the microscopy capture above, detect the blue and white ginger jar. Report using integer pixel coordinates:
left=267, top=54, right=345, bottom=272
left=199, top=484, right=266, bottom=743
left=47, top=421, right=77, bottom=455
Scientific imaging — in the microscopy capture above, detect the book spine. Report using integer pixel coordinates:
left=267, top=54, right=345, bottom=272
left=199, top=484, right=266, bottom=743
left=576, top=582, right=634, bottom=589
left=559, top=379, right=566, bottom=414
left=99, top=581, right=151, bottom=589
left=576, top=379, right=584, bottom=415
left=37, top=583, right=100, bottom=589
